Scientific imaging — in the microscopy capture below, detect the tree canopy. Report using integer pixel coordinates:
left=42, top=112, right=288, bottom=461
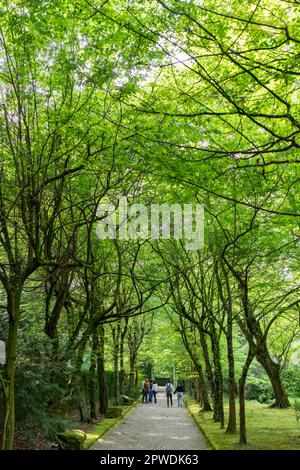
left=0, top=0, right=299, bottom=450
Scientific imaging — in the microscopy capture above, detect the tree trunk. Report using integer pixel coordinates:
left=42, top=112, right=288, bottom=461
left=199, top=328, right=215, bottom=401
left=219, top=262, right=237, bottom=433
left=89, top=333, right=97, bottom=420
left=97, top=326, right=108, bottom=415
left=112, top=325, right=120, bottom=402
left=256, top=346, right=290, bottom=408
left=197, top=377, right=204, bottom=406
left=44, top=290, right=66, bottom=354
left=119, top=321, right=128, bottom=396
left=239, top=281, right=289, bottom=409
left=178, top=318, right=212, bottom=412
left=129, top=352, right=136, bottom=390
left=197, top=363, right=212, bottom=411
left=68, top=339, right=89, bottom=422
left=1, top=288, right=21, bottom=450
left=239, top=349, right=255, bottom=445
left=226, top=313, right=237, bottom=433
left=210, top=323, right=224, bottom=428
left=119, top=354, right=125, bottom=396
left=134, top=367, right=138, bottom=388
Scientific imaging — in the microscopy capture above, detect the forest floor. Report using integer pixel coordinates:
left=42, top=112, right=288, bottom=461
left=186, top=397, right=300, bottom=450
left=91, top=391, right=207, bottom=450
left=14, top=409, right=103, bottom=450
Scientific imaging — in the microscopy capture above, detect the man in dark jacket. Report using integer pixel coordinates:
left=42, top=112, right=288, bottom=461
left=165, top=379, right=174, bottom=407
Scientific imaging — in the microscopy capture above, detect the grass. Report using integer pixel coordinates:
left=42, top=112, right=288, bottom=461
left=83, top=400, right=139, bottom=449
left=185, top=397, right=300, bottom=450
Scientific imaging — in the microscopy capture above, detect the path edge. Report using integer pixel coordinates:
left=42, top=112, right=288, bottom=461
left=84, top=399, right=140, bottom=450
left=185, top=397, right=215, bottom=450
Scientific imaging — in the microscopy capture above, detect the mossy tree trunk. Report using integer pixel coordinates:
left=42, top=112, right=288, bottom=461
left=216, top=262, right=237, bottom=433
left=89, top=332, right=97, bottom=420
left=255, top=344, right=290, bottom=408
left=229, top=259, right=290, bottom=410
left=239, top=349, right=255, bottom=445
left=67, top=339, right=89, bottom=422
left=226, top=327, right=237, bottom=433
left=44, top=271, right=71, bottom=356
left=199, top=325, right=215, bottom=405
left=129, top=351, right=137, bottom=390
left=111, top=324, right=120, bottom=403
left=119, top=319, right=128, bottom=396
left=97, top=326, right=108, bottom=415
left=210, top=321, right=224, bottom=428
left=1, top=287, right=21, bottom=450
left=127, top=322, right=143, bottom=390
left=178, top=315, right=212, bottom=412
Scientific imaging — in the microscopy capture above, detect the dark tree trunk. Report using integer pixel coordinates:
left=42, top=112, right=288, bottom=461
left=44, top=272, right=71, bottom=356
left=134, top=368, right=138, bottom=388
left=239, top=350, right=255, bottom=445
left=199, top=328, right=215, bottom=401
left=226, top=310, right=237, bottom=433
left=178, top=316, right=212, bottom=412
left=44, top=289, right=67, bottom=351
left=227, top=344, right=237, bottom=433
left=194, top=366, right=212, bottom=411
left=89, top=333, right=97, bottom=420
left=68, top=340, right=89, bottom=422
left=239, top=280, right=289, bottom=409
left=218, top=262, right=237, bottom=433
left=210, top=323, right=224, bottom=428
left=198, top=364, right=212, bottom=412
left=255, top=346, right=290, bottom=408
left=119, top=320, right=128, bottom=396
left=1, top=288, right=21, bottom=450
left=197, top=377, right=204, bottom=406
left=97, top=326, right=108, bottom=415
left=129, top=352, right=136, bottom=390
left=112, top=325, right=120, bottom=402
left=188, top=349, right=212, bottom=411
left=119, top=344, right=125, bottom=396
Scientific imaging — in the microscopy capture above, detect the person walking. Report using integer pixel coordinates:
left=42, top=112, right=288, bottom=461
left=165, top=379, right=174, bottom=407
left=149, top=380, right=153, bottom=403
left=142, top=379, right=149, bottom=403
left=174, top=382, right=185, bottom=407
left=152, top=380, right=158, bottom=404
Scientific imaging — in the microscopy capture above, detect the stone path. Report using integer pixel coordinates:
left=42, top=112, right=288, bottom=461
left=91, top=389, right=206, bottom=450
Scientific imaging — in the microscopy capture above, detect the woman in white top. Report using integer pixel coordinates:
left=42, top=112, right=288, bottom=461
left=152, top=380, right=158, bottom=404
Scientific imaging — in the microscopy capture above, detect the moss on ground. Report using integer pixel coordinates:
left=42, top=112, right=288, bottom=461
left=57, top=429, right=87, bottom=450
left=185, top=397, right=300, bottom=450
left=83, top=419, right=119, bottom=449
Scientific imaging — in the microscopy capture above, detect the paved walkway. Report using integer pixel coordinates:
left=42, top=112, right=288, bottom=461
left=91, top=390, right=206, bottom=450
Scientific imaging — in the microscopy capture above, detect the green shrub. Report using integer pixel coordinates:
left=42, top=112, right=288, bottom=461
left=282, top=365, right=300, bottom=398
left=13, top=336, right=74, bottom=442
left=245, top=378, right=274, bottom=404
left=294, top=399, right=300, bottom=425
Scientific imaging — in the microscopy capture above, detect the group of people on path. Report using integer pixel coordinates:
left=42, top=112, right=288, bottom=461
left=142, top=379, right=158, bottom=403
left=142, top=378, right=185, bottom=407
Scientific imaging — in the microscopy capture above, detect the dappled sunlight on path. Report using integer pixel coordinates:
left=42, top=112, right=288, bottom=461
left=91, top=392, right=206, bottom=450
